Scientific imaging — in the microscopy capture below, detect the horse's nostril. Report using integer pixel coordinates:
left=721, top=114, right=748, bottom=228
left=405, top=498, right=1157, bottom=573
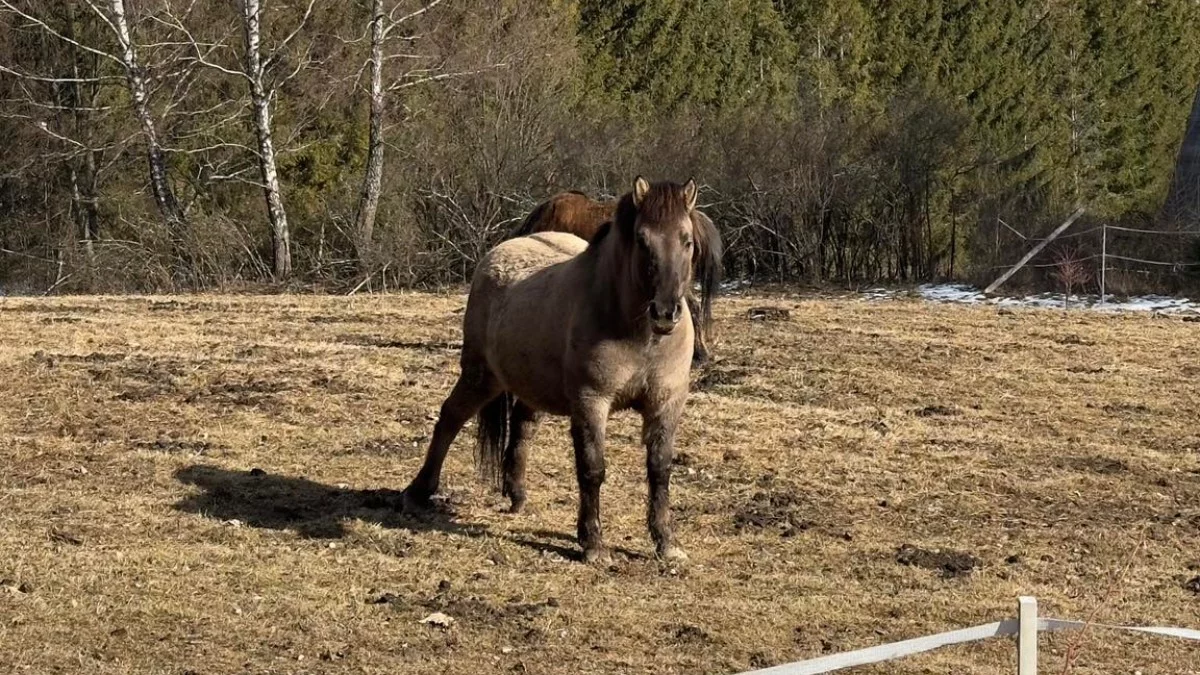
left=650, top=300, right=682, bottom=325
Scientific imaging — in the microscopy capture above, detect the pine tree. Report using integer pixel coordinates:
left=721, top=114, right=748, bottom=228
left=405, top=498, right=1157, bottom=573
left=577, top=0, right=797, bottom=115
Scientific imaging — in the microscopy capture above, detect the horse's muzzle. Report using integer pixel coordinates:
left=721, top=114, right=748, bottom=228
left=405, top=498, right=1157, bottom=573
left=649, top=298, right=682, bottom=335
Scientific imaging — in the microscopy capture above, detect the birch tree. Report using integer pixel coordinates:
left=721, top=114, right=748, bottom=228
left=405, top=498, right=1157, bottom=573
left=352, top=0, right=510, bottom=270
left=237, top=0, right=302, bottom=279
left=0, top=0, right=189, bottom=257
left=352, top=0, right=443, bottom=267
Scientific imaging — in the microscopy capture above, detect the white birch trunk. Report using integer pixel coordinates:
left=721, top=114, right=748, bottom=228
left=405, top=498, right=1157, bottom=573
left=353, top=0, right=386, bottom=267
left=110, top=0, right=185, bottom=233
left=240, top=0, right=292, bottom=279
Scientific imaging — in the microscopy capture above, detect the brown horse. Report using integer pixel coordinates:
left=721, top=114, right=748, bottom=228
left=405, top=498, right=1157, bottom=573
left=511, top=190, right=722, bottom=366
left=403, top=177, right=699, bottom=563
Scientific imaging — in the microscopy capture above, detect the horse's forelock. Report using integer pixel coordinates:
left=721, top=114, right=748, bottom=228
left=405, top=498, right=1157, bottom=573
left=616, top=182, right=692, bottom=234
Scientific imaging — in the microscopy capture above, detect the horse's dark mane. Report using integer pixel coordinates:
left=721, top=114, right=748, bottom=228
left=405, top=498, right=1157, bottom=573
left=582, top=220, right=614, bottom=259
left=689, top=210, right=722, bottom=337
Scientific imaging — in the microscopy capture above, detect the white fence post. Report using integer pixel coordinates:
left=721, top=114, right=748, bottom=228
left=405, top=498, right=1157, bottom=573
left=1018, top=596, right=1038, bottom=675
left=1099, top=223, right=1107, bottom=306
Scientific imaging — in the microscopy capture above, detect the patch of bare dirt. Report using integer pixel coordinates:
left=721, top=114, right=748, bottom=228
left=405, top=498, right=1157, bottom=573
left=895, top=544, right=980, bottom=578
left=746, top=307, right=790, bottom=321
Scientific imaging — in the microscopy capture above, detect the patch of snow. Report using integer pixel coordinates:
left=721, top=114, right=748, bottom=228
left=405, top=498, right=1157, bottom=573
left=864, top=283, right=1200, bottom=315
left=719, top=279, right=754, bottom=292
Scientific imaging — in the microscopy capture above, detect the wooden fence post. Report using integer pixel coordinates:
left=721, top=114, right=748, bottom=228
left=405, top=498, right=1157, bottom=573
left=984, top=208, right=1086, bottom=295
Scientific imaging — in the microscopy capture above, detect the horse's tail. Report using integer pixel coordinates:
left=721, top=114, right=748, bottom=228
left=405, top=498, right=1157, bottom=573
left=475, top=392, right=512, bottom=490
left=691, top=210, right=724, bottom=344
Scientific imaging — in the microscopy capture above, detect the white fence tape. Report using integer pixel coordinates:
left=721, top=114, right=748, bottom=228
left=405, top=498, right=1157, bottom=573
left=737, top=613, right=1200, bottom=675
left=1038, top=618, right=1200, bottom=642
left=738, top=620, right=1020, bottom=675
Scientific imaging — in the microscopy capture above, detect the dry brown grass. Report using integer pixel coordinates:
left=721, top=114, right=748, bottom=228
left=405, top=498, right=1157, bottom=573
left=2, top=291, right=1200, bottom=675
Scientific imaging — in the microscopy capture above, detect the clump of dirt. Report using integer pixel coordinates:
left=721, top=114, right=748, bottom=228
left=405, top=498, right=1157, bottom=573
left=339, top=335, right=462, bottom=351
left=115, top=386, right=176, bottom=403
left=1100, top=402, right=1151, bottom=415
left=0, top=578, right=34, bottom=594
left=914, top=404, right=960, bottom=418
left=91, top=358, right=188, bottom=402
left=896, top=544, right=979, bottom=578
left=309, top=374, right=362, bottom=394
left=38, top=316, right=83, bottom=324
left=133, top=438, right=219, bottom=456
left=341, top=437, right=421, bottom=458
left=746, top=307, right=790, bottom=321
left=49, top=529, right=83, bottom=546
left=1, top=304, right=101, bottom=314
left=1056, top=334, right=1094, bottom=346
left=733, top=491, right=814, bottom=537
left=1153, top=511, right=1200, bottom=533
left=694, top=366, right=750, bottom=392
left=1056, top=456, right=1128, bottom=475
left=370, top=585, right=560, bottom=638
left=185, top=376, right=291, bottom=408
left=307, top=314, right=379, bottom=324
left=32, top=351, right=128, bottom=367
left=664, top=623, right=711, bottom=643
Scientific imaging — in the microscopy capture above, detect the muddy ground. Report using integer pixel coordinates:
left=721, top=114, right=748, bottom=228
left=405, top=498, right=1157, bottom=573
left=1, top=292, right=1199, bottom=674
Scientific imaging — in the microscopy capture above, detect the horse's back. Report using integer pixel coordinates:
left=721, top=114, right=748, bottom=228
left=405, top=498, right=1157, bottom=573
left=475, top=232, right=587, bottom=289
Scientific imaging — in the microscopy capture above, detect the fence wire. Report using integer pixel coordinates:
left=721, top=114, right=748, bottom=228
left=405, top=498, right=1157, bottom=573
left=996, top=218, right=1200, bottom=282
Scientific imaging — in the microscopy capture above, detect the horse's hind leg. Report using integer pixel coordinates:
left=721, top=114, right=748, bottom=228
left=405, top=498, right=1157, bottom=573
left=502, top=400, right=540, bottom=514
left=404, top=364, right=497, bottom=509
left=686, top=292, right=709, bottom=367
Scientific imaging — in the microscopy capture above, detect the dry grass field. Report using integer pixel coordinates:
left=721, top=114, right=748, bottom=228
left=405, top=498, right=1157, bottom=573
left=2, top=290, right=1200, bottom=674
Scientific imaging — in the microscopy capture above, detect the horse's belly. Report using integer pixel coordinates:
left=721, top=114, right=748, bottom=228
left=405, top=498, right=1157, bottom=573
left=486, top=323, right=571, bottom=416
left=480, top=267, right=575, bottom=416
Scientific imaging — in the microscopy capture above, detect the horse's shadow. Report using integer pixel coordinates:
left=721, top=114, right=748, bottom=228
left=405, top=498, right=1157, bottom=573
left=172, top=465, right=478, bottom=540
left=173, top=465, right=648, bottom=562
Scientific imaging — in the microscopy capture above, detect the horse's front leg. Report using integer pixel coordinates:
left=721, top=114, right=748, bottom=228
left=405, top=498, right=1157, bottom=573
left=643, top=403, right=687, bottom=561
left=570, top=399, right=611, bottom=564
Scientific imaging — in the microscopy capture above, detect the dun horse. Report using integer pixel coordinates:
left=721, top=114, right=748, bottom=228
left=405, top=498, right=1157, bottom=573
left=403, top=177, right=704, bottom=563
left=511, top=189, right=722, bottom=366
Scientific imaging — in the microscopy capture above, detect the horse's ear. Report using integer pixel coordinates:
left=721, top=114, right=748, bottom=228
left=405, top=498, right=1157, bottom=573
left=683, top=177, right=698, bottom=211
left=633, top=176, right=650, bottom=206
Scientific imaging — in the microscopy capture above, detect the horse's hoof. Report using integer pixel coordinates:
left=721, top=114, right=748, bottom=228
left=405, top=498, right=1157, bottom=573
left=503, top=487, right=527, bottom=514
left=658, top=546, right=689, bottom=562
left=582, top=547, right=613, bottom=566
left=400, top=487, right=433, bottom=513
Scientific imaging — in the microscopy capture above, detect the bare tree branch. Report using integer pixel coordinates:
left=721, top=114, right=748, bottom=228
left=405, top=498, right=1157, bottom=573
left=0, top=0, right=123, bottom=65
left=387, top=64, right=506, bottom=92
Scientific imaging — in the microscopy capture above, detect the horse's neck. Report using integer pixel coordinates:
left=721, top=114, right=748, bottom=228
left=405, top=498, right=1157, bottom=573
left=581, top=233, right=648, bottom=339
